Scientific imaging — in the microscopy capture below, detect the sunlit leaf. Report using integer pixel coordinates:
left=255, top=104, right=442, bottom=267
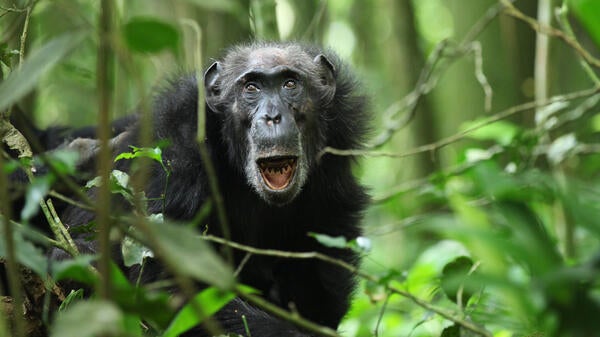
left=547, top=133, right=577, bottom=165
left=51, top=300, right=124, bottom=337
left=0, top=31, right=87, bottom=112
left=121, top=235, right=154, bottom=267
left=463, top=119, right=520, bottom=146
left=309, top=232, right=348, bottom=249
left=21, top=175, right=52, bottom=221
left=162, top=287, right=236, bottom=337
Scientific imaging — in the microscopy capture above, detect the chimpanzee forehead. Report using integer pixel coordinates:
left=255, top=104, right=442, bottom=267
left=245, top=46, right=313, bottom=70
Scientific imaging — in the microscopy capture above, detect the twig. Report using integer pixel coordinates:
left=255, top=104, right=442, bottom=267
left=48, top=190, right=94, bottom=211
left=370, top=0, right=506, bottom=149
left=466, top=41, right=493, bottom=112
left=180, top=18, right=234, bottom=266
left=318, top=86, right=600, bottom=160
left=238, top=289, right=343, bottom=337
left=373, top=292, right=391, bottom=337
left=555, top=2, right=600, bottom=84
left=45, top=199, right=79, bottom=256
left=501, top=0, right=600, bottom=69
left=17, top=4, right=32, bottom=67
left=202, top=235, right=492, bottom=337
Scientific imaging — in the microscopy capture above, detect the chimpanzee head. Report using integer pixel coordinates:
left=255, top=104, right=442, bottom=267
left=204, top=43, right=337, bottom=206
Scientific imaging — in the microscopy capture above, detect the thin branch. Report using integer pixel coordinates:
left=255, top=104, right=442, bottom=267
left=45, top=199, right=79, bottom=256
left=555, top=2, right=600, bottom=85
left=501, top=0, right=600, bottom=68
left=466, top=41, right=493, bottom=112
left=202, top=235, right=492, bottom=337
left=373, top=292, right=392, bottom=337
left=369, top=0, right=506, bottom=149
left=17, top=4, right=32, bottom=67
left=48, top=190, right=94, bottom=212
left=319, top=86, right=600, bottom=160
left=239, top=289, right=343, bottom=337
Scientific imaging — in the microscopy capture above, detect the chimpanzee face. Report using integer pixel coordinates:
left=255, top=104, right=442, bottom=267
left=204, top=45, right=336, bottom=206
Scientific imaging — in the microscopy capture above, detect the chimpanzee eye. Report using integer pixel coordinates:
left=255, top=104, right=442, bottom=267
left=244, top=83, right=260, bottom=93
left=283, top=79, right=297, bottom=89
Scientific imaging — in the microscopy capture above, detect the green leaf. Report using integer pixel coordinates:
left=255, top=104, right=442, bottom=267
left=51, top=255, right=98, bottom=285
left=111, top=169, right=131, bottom=190
left=569, top=0, right=600, bottom=47
left=463, top=119, right=520, bottom=146
left=0, top=221, right=48, bottom=277
left=107, top=262, right=174, bottom=328
left=441, top=256, right=474, bottom=304
left=145, top=219, right=235, bottom=290
left=121, top=235, right=154, bottom=267
left=0, top=31, right=87, bottom=112
left=123, top=17, right=179, bottom=53
left=115, top=145, right=169, bottom=174
left=43, top=149, right=80, bottom=176
left=162, top=287, right=236, bottom=337
left=58, top=289, right=85, bottom=312
left=21, top=174, right=52, bottom=221
left=86, top=170, right=135, bottom=203
left=50, top=300, right=124, bottom=337
left=440, top=324, right=461, bottom=337
left=309, top=232, right=349, bottom=249
left=547, top=133, right=577, bottom=165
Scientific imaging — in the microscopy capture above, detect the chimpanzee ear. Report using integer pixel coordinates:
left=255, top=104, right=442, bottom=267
left=313, top=54, right=336, bottom=103
left=204, top=61, right=222, bottom=111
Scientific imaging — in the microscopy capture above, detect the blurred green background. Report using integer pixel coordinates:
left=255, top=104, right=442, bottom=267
left=2, top=0, right=600, bottom=336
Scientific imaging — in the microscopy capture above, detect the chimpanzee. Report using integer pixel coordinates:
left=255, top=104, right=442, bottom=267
left=19, top=42, right=370, bottom=336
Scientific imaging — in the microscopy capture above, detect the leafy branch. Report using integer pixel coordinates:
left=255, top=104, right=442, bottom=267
left=320, top=85, right=600, bottom=160
left=200, top=234, right=492, bottom=337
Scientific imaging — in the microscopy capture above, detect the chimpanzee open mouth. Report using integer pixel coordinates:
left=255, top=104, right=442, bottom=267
left=257, top=156, right=298, bottom=190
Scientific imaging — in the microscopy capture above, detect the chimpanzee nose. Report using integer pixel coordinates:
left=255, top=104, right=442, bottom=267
left=265, top=113, right=282, bottom=126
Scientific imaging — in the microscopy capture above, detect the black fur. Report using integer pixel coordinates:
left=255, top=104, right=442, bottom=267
left=51, top=42, right=369, bottom=336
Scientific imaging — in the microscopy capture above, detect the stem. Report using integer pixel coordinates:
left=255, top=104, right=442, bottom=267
left=0, top=145, right=26, bottom=337
left=17, top=4, right=32, bottom=67
left=96, top=0, right=114, bottom=300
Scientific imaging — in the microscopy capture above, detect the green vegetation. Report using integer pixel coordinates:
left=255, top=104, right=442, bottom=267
left=2, top=1, right=600, bottom=336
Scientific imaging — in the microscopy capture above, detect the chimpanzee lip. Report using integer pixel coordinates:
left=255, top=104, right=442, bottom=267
left=257, top=156, right=298, bottom=191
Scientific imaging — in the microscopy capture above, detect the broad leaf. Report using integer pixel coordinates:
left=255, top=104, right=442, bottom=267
left=145, top=219, right=235, bottom=289
left=51, top=300, right=124, bottom=337
left=162, top=287, right=235, bottom=337
left=0, top=221, right=48, bottom=277
left=569, top=0, right=600, bottom=47
left=123, top=17, right=179, bottom=53
left=0, top=31, right=87, bottom=112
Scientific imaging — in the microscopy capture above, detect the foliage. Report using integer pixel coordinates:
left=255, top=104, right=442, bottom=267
left=2, top=1, right=600, bottom=337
